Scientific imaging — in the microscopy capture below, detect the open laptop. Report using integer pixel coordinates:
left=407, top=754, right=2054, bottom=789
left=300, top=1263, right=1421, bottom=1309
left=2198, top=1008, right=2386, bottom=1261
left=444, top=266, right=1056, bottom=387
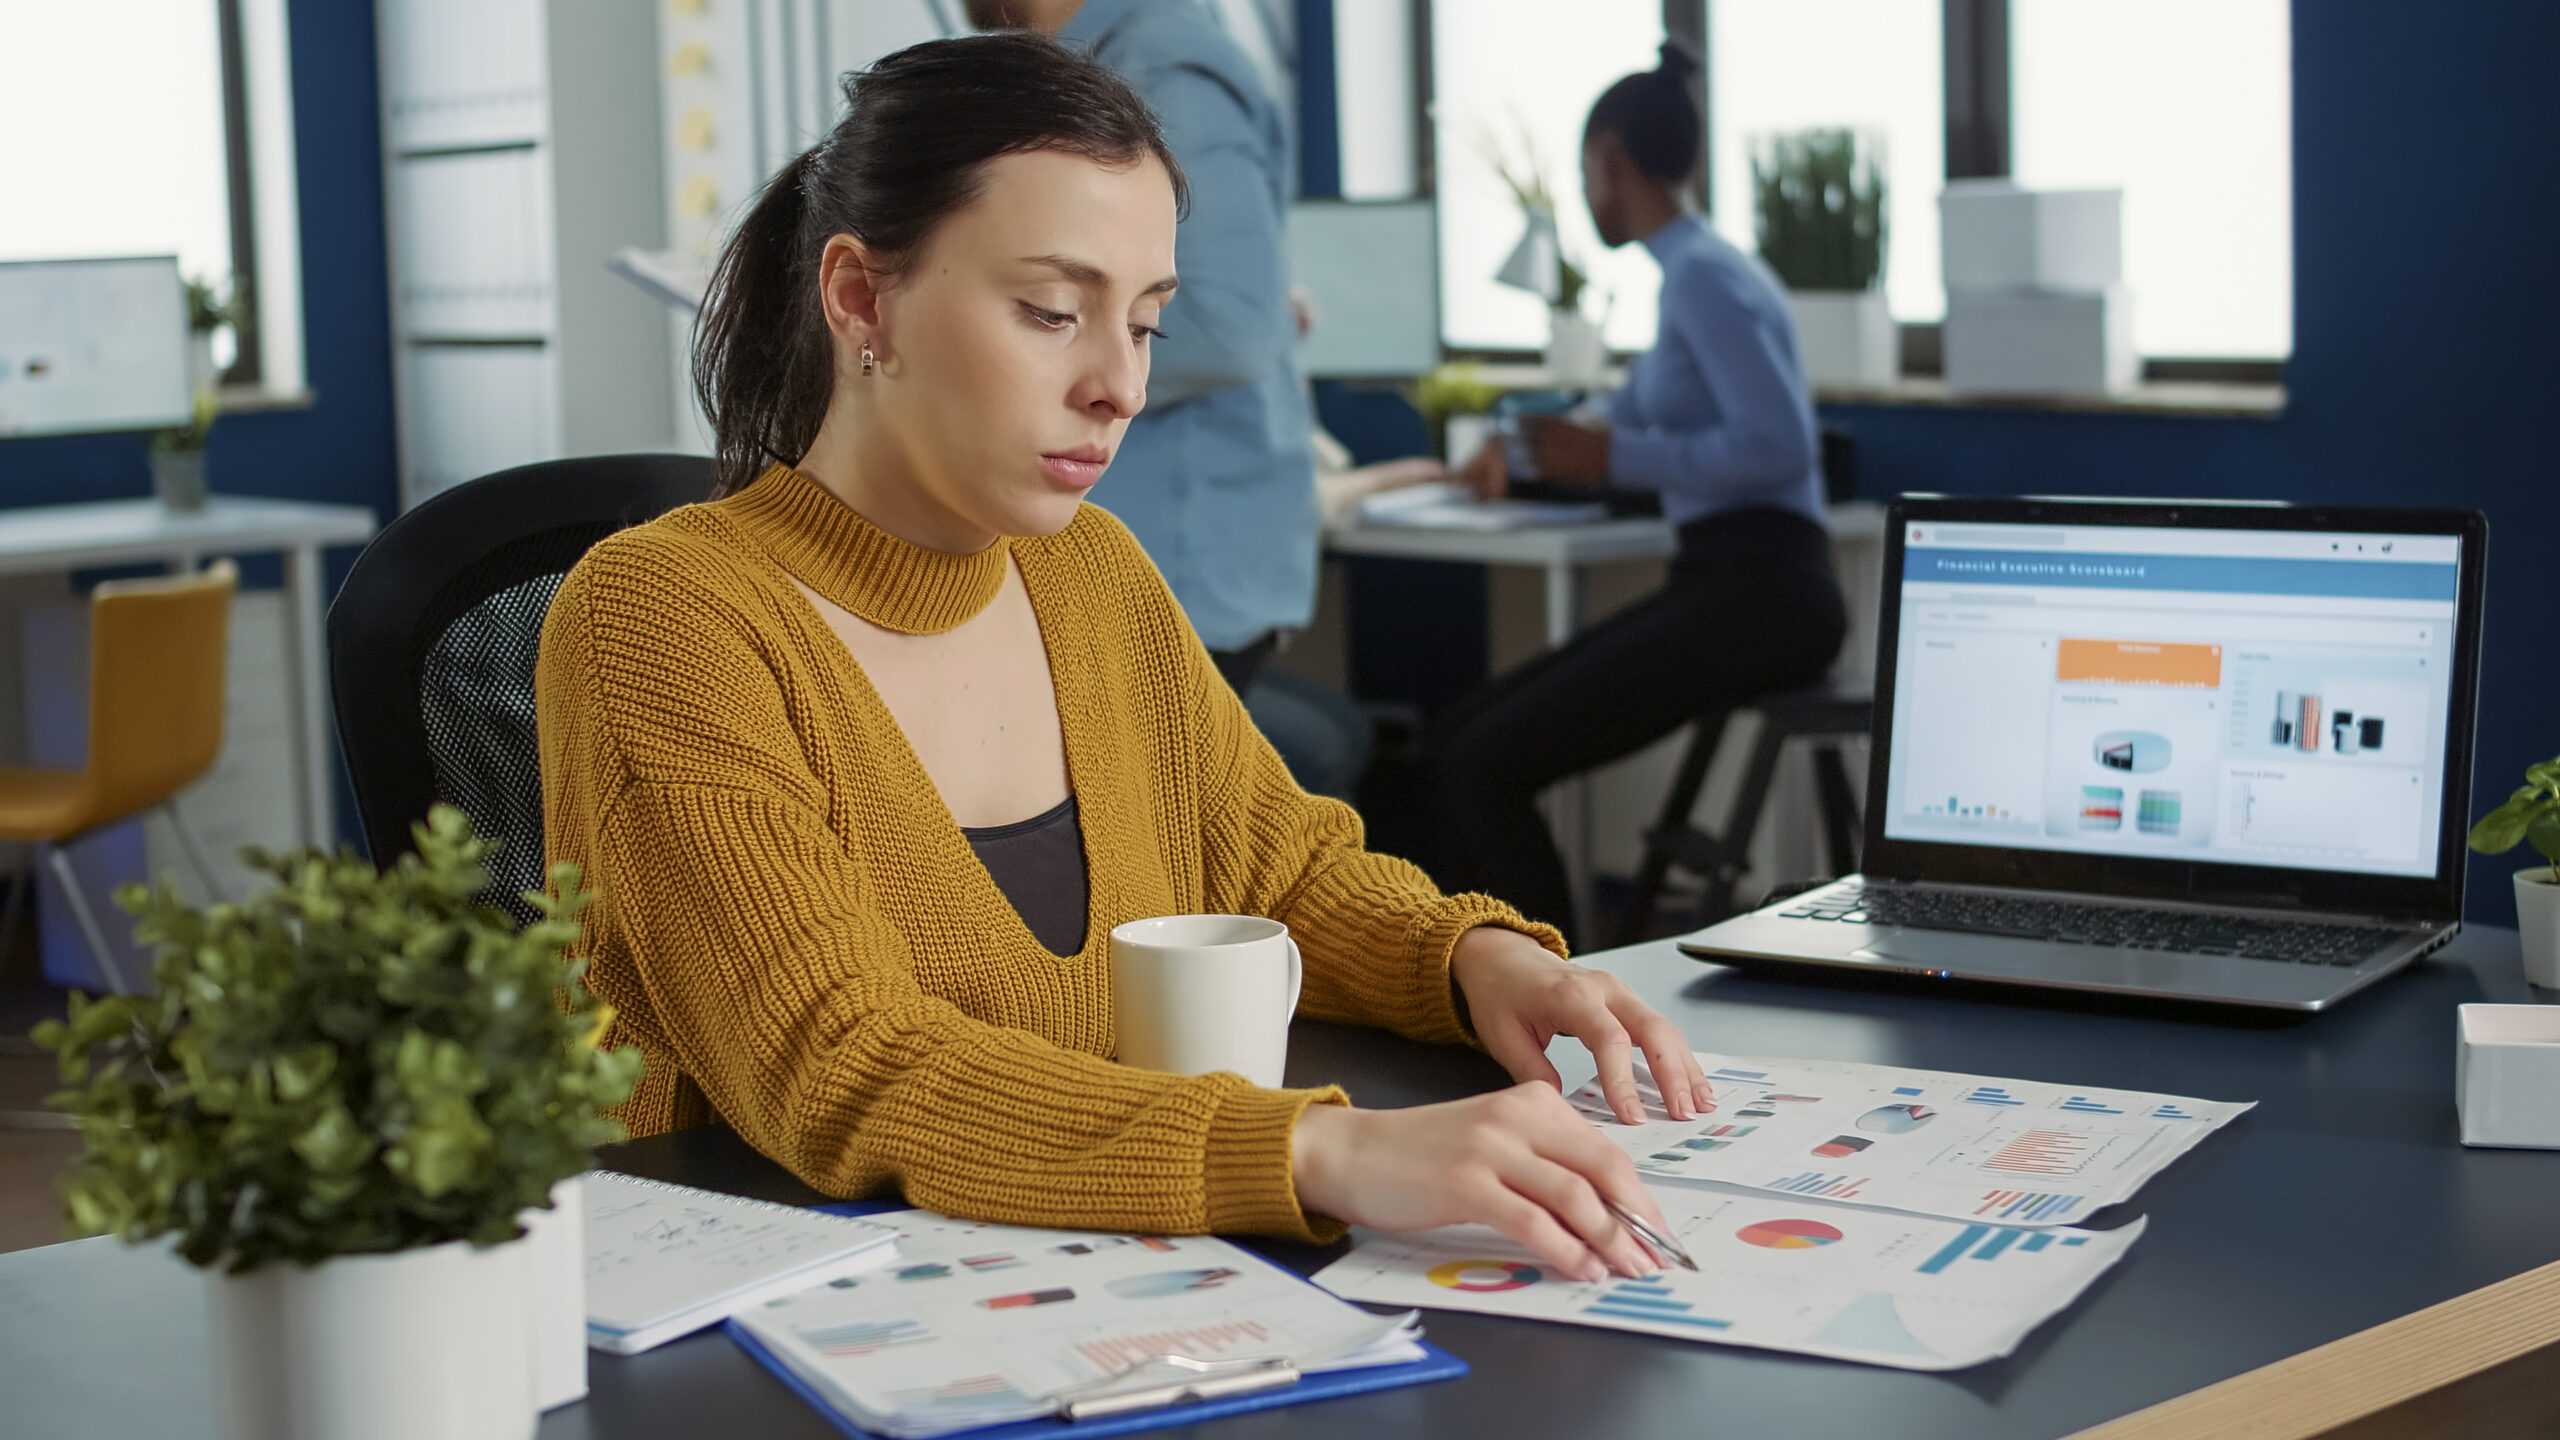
left=1679, top=496, right=2490, bottom=1011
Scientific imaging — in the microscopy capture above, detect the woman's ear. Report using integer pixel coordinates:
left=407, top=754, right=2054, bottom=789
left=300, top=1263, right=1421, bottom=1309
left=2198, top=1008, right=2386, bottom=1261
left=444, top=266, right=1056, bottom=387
left=818, top=235, right=886, bottom=347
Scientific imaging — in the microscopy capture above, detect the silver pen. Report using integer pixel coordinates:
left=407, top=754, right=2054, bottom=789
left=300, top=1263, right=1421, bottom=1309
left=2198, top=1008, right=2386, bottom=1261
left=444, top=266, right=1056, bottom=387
left=1603, top=1198, right=1699, bottom=1272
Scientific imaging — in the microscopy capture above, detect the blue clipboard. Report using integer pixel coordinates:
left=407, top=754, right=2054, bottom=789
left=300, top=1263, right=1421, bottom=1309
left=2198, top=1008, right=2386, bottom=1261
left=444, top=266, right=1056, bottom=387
left=721, top=1200, right=1468, bottom=1440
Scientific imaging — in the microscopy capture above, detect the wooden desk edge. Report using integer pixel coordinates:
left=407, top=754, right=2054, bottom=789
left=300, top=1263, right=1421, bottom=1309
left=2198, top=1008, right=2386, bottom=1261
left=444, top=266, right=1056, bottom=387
left=2073, top=1257, right=2560, bottom=1439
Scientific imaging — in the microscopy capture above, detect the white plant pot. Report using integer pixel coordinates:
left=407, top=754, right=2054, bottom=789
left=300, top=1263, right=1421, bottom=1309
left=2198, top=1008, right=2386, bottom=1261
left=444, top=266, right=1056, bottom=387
left=208, top=1234, right=536, bottom=1440
left=523, top=1177, right=589, bottom=1410
left=2517, top=869, right=2560, bottom=990
left=1786, top=290, right=1897, bottom=388
left=1544, top=310, right=1608, bottom=387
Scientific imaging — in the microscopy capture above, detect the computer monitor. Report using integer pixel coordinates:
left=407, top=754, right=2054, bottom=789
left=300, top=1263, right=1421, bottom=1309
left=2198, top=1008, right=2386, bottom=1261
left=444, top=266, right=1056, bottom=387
left=1285, top=199, right=1439, bottom=379
left=0, top=255, right=191, bottom=438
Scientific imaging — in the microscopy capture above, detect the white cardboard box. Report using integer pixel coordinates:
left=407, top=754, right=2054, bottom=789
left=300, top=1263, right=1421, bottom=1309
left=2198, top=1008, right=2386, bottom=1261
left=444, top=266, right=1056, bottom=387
left=1944, top=287, right=2138, bottom=395
left=2457, top=1004, right=2560, bottom=1149
left=1940, top=180, right=2123, bottom=292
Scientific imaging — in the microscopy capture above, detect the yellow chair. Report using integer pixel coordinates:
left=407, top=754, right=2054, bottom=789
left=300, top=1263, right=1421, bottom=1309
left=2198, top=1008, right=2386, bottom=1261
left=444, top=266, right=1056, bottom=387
left=0, top=561, right=237, bottom=996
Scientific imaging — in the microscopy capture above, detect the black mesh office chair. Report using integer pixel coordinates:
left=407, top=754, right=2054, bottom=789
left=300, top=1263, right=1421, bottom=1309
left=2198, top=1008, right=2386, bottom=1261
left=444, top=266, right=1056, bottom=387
left=328, top=454, right=713, bottom=921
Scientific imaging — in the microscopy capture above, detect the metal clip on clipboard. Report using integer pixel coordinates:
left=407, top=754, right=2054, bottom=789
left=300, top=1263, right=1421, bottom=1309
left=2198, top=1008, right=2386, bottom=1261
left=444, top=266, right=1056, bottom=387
left=1051, top=1353, right=1304, bottom=1423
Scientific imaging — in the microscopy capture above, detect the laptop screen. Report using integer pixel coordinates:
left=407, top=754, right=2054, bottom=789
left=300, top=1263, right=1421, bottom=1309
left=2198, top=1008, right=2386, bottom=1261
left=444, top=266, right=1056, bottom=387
left=1879, top=519, right=2466, bottom=880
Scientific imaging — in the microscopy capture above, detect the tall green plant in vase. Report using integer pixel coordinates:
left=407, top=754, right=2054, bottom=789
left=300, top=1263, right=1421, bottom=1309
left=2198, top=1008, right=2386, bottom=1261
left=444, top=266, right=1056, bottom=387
left=1751, top=127, right=1895, bottom=387
left=34, top=805, right=641, bottom=1440
left=1478, top=112, right=1607, bottom=382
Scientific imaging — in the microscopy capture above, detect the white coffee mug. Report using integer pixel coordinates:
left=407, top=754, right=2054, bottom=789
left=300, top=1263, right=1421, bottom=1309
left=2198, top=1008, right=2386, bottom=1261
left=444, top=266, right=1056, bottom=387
left=1108, top=914, right=1304, bottom=1088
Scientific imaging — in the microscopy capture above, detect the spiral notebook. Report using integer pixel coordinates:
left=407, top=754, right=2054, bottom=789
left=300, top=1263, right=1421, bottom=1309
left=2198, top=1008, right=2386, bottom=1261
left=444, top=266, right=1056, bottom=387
left=584, top=1172, right=900, bottom=1354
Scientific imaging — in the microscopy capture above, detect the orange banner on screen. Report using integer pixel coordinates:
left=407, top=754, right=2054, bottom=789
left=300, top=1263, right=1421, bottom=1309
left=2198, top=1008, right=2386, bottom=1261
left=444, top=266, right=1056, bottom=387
left=2056, top=638, right=2222, bottom=687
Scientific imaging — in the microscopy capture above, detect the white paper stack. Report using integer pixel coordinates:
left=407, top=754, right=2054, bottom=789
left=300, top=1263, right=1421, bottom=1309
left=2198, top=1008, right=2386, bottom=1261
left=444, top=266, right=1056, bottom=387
left=583, top=1173, right=900, bottom=1354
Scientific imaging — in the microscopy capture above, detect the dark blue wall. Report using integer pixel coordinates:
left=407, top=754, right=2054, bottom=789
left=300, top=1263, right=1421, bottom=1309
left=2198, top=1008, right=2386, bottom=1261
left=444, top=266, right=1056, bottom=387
left=1305, top=1, right=2557, bottom=923
left=2, top=0, right=395, bottom=843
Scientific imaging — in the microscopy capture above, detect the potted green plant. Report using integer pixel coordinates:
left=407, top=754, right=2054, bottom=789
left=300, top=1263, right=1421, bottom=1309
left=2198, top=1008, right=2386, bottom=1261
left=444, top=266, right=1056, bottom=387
left=1751, top=127, right=1892, bottom=388
left=150, top=388, right=217, bottom=513
left=2468, top=754, right=2560, bottom=988
left=33, top=805, right=641, bottom=1440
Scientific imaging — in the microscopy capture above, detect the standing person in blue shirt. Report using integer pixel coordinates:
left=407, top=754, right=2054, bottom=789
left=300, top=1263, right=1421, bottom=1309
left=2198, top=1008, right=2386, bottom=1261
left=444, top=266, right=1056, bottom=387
left=1427, top=43, right=1849, bottom=945
left=967, top=0, right=1312, bottom=694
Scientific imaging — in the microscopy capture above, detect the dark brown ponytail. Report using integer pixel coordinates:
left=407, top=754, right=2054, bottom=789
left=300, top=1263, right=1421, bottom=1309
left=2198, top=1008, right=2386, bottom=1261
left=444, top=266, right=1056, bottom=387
left=691, top=31, right=1189, bottom=498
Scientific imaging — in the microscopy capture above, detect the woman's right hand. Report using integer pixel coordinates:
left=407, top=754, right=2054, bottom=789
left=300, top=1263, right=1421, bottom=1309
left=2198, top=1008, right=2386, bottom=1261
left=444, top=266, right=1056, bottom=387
left=1291, top=1083, right=1668, bottom=1282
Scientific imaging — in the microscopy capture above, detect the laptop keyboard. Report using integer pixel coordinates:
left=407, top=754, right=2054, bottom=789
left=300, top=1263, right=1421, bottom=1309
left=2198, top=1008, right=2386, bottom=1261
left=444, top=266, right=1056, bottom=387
left=1777, top=882, right=2408, bottom=966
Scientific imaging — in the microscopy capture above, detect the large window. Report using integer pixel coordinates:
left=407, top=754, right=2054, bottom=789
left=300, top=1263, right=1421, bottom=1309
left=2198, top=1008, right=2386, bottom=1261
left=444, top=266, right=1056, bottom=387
left=2010, top=0, right=2292, bottom=360
left=0, top=0, right=264, bottom=383
left=1431, top=0, right=1670, bottom=354
left=1706, top=1, right=1945, bottom=323
left=1419, top=0, right=2292, bottom=369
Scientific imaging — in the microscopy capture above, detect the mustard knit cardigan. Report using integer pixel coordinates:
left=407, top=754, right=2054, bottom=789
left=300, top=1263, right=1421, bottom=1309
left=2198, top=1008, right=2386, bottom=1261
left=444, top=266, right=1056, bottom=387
left=536, top=464, right=1563, bottom=1241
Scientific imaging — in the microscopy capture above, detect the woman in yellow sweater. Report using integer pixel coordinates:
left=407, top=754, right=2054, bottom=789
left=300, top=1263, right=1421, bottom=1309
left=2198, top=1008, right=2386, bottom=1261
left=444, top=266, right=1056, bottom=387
left=537, top=32, right=1710, bottom=1284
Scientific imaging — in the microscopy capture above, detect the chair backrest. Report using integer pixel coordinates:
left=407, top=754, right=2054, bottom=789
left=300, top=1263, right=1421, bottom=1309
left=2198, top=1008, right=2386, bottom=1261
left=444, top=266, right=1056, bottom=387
left=328, top=455, right=713, bottom=920
left=86, top=561, right=238, bottom=818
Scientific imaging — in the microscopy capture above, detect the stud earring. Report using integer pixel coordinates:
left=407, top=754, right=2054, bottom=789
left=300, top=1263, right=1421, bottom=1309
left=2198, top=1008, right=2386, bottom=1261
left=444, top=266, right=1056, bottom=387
left=860, top=343, right=877, bottom=376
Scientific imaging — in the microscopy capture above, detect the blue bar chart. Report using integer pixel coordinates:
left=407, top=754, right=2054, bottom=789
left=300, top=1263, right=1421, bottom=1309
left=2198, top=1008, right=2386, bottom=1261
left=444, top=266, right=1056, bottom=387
left=1582, top=1280, right=1733, bottom=1331
left=1767, top=1171, right=1869, bottom=1200
left=1916, top=1224, right=2094, bottom=1275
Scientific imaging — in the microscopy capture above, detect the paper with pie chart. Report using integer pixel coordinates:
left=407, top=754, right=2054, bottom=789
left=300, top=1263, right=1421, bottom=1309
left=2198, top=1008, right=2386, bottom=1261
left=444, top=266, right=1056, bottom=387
left=1571, top=1052, right=2252, bottom=1226
left=1310, top=1184, right=2143, bottom=1371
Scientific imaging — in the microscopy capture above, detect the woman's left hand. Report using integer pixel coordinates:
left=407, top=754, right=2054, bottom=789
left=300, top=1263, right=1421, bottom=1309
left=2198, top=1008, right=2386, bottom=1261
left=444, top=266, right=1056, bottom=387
left=1449, top=927, right=1713, bottom=1124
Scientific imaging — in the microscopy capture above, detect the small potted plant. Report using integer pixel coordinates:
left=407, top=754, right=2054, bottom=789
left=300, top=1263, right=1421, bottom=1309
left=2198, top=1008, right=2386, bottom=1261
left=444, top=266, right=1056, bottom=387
left=2468, top=754, right=2560, bottom=988
left=1751, top=127, right=1893, bottom=388
left=34, top=805, right=641, bottom=1440
left=150, top=387, right=218, bottom=512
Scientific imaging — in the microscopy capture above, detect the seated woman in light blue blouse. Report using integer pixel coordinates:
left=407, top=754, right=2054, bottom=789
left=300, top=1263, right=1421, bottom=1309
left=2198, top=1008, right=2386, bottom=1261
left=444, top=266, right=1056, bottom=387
left=1429, top=41, right=1849, bottom=946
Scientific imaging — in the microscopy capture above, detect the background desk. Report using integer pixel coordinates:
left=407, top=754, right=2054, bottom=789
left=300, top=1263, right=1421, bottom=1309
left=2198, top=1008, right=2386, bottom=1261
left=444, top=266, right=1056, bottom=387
left=6, top=927, right=2553, bottom=1438
left=1318, top=502, right=1888, bottom=929
left=0, top=496, right=378, bottom=851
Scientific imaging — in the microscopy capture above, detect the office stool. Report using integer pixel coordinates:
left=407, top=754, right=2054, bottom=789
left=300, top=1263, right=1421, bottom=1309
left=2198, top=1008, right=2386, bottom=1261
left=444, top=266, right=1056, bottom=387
left=0, top=562, right=237, bottom=1000
left=1615, top=686, right=1872, bottom=947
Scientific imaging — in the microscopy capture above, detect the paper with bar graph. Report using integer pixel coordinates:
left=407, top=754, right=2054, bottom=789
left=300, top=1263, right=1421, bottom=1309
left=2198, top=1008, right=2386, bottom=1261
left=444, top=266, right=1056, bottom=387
left=1311, top=1184, right=2142, bottom=1371
left=730, top=1209, right=1423, bottom=1437
left=1570, top=1052, right=2251, bottom=1226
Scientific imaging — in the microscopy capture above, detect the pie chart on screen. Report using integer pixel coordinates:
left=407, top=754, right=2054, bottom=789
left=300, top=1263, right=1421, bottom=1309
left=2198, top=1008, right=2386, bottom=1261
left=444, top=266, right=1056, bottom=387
left=1736, top=1218, right=1845, bottom=1250
left=1427, top=1259, right=1542, bottom=1292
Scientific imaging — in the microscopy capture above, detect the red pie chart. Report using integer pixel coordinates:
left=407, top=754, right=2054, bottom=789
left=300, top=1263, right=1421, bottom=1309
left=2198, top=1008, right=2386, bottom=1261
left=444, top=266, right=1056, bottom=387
left=1736, top=1218, right=1845, bottom=1250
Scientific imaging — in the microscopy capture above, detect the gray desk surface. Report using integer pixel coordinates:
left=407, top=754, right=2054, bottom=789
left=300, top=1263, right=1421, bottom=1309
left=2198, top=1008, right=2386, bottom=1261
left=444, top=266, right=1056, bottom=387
left=6, top=927, right=2553, bottom=1440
